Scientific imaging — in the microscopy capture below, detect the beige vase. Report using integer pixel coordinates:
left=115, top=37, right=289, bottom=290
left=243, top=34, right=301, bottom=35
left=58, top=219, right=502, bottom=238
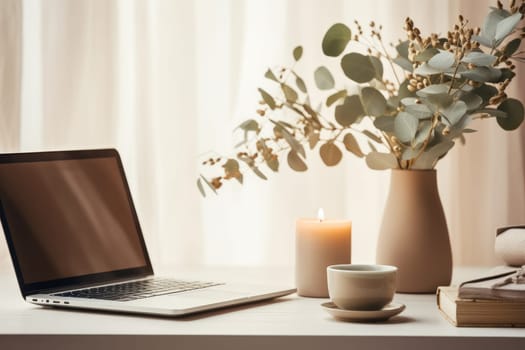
left=376, top=169, right=452, bottom=293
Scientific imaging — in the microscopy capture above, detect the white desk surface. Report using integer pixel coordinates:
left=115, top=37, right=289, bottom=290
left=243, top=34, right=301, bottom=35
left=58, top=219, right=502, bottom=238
left=0, top=264, right=524, bottom=350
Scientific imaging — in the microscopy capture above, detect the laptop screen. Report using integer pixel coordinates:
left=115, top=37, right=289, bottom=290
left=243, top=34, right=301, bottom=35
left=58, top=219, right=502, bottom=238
left=0, top=149, right=152, bottom=296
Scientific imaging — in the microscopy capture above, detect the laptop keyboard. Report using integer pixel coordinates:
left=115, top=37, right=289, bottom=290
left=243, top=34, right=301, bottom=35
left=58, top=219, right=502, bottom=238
left=52, top=278, right=223, bottom=302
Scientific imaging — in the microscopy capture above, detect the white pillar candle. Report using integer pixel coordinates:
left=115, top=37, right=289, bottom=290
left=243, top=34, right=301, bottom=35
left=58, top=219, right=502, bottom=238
left=295, top=209, right=351, bottom=297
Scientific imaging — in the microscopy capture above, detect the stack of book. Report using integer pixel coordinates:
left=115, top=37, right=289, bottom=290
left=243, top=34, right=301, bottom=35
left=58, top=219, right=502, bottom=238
left=437, top=268, right=525, bottom=327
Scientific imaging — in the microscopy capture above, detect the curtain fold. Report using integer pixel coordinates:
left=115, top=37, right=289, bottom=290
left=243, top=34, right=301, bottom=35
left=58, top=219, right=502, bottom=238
left=0, top=0, right=524, bottom=270
left=0, top=0, right=21, bottom=267
left=0, top=0, right=21, bottom=151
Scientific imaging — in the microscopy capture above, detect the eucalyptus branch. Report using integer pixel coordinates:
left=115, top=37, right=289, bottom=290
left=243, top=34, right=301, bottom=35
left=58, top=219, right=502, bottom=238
left=447, top=58, right=462, bottom=94
left=376, top=36, right=402, bottom=86
left=410, top=113, right=439, bottom=167
left=198, top=1, right=525, bottom=196
left=380, top=131, right=402, bottom=168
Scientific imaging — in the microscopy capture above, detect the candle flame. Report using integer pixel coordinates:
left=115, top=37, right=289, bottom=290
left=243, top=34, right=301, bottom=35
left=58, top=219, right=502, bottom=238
left=317, top=208, right=325, bottom=222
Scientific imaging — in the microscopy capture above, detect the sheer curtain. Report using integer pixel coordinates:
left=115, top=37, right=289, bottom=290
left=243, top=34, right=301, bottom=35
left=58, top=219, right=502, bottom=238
left=0, top=0, right=523, bottom=270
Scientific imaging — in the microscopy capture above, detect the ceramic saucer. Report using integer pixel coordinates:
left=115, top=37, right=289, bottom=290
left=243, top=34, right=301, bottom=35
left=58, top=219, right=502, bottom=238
left=321, top=302, right=406, bottom=322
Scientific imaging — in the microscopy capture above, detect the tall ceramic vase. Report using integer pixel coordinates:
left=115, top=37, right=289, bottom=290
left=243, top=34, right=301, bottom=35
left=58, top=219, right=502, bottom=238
left=376, top=169, right=452, bottom=293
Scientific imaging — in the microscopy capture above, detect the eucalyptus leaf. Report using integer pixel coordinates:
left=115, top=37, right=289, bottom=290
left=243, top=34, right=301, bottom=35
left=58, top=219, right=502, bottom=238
left=266, top=157, right=279, bottom=172
left=405, top=104, right=432, bottom=119
left=462, top=52, right=497, bottom=66
left=460, top=84, right=474, bottom=92
left=343, top=133, right=365, bottom=158
left=495, top=12, right=522, bottom=42
left=373, top=116, right=395, bottom=132
left=414, top=120, right=433, bottom=146
left=417, top=84, right=449, bottom=96
left=396, top=41, right=409, bottom=58
left=361, top=87, right=387, bottom=116
left=504, top=38, right=522, bottom=57
left=459, top=92, right=483, bottom=111
left=200, top=175, right=217, bottom=194
left=362, top=130, right=383, bottom=144
left=293, top=46, right=303, bottom=61
left=223, top=158, right=240, bottom=173
left=448, top=114, right=473, bottom=138
left=314, top=66, right=335, bottom=90
left=441, top=100, right=468, bottom=126
left=472, top=34, right=493, bottom=48
left=287, top=150, right=308, bottom=172
left=308, top=132, right=320, bottom=149
left=395, top=111, right=419, bottom=143
left=237, top=119, right=259, bottom=132
left=197, top=178, right=206, bottom=197
left=428, top=50, right=455, bottom=71
left=471, top=84, right=498, bottom=106
left=428, top=95, right=454, bottom=110
left=482, top=8, right=508, bottom=42
left=234, top=139, right=247, bottom=148
left=401, top=97, right=420, bottom=106
left=365, top=152, right=398, bottom=170
left=497, top=98, right=524, bottom=130
left=341, top=53, right=376, bottom=83
left=272, top=120, right=305, bottom=157
left=320, top=142, right=343, bottom=166
left=387, top=95, right=402, bottom=109
left=258, top=88, right=276, bottom=109
left=495, top=68, right=516, bottom=83
left=426, top=124, right=448, bottom=148
left=398, top=79, right=416, bottom=100
left=412, top=141, right=454, bottom=169
left=413, top=63, right=444, bottom=75
left=281, top=84, right=298, bottom=103
left=284, top=132, right=306, bottom=158
left=303, top=104, right=321, bottom=126
left=414, top=47, right=439, bottom=62
left=264, top=69, right=278, bottom=82
left=251, top=166, right=268, bottom=180
left=335, top=95, right=364, bottom=126
left=276, top=120, right=295, bottom=129
left=322, top=23, right=352, bottom=57
left=416, top=84, right=455, bottom=109
left=296, top=76, right=307, bottom=93
left=369, top=56, right=384, bottom=80
left=393, top=56, right=413, bottom=72
left=460, top=66, right=501, bottom=82
left=401, top=147, right=420, bottom=161
left=326, top=89, right=347, bottom=107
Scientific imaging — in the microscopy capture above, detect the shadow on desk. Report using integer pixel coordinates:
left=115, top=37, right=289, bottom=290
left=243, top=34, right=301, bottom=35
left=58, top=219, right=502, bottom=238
left=325, top=315, right=417, bottom=325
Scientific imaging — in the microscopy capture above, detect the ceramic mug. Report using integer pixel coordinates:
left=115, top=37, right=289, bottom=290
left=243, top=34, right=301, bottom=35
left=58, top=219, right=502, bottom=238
left=327, top=264, right=397, bottom=310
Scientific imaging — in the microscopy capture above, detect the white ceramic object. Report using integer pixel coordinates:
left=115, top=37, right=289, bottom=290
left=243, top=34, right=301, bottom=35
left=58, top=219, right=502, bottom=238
left=495, top=227, right=525, bottom=266
left=327, top=264, right=397, bottom=311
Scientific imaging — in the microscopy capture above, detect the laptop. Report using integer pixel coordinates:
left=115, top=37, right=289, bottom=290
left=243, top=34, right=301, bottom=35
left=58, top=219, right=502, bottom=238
left=0, top=149, right=295, bottom=317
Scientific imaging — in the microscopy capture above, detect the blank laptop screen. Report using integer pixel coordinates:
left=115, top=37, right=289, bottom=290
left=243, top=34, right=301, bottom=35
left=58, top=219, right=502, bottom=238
left=0, top=155, right=148, bottom=285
